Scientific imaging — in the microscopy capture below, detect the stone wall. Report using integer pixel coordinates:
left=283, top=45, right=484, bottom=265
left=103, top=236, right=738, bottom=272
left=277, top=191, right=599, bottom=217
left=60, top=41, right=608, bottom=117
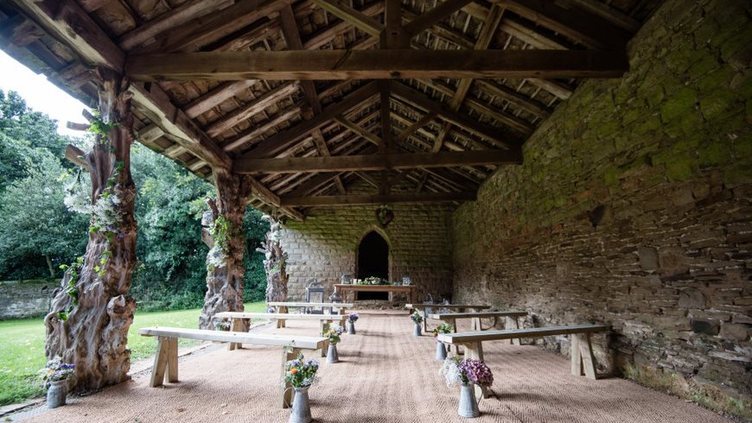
left=451, top=0, right=751, bottom=418
left=0, top=279, right=54, bottom=319
left=279, top=204, right=453, bottom=302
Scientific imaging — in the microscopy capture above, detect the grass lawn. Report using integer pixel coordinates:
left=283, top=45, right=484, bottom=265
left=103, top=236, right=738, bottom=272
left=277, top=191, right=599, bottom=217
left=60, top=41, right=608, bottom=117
left=0, top=301, right=265, bottom=407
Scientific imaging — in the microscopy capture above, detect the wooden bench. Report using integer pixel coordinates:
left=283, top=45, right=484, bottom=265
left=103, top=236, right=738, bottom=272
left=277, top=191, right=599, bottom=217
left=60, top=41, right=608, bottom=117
left=428, top=311, right=528, bottom=350
left=405, top=303, right=491, bottom=332
left=267, top=302, right=354, bottom=327
left=438, top=324, right=609, bottom=387
left=138, top=327, right=326, bottom=408
left=215, top=312, right=346, bottom=356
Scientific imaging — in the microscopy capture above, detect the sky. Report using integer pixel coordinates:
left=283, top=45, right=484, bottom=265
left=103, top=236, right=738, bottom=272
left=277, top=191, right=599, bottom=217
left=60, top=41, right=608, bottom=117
left=0, top=50, right=90, bottom=137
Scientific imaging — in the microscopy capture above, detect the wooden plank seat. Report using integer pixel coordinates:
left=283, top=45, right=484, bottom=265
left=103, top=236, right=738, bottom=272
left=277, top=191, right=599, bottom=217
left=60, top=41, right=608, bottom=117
left=437, top=324, right=609, bottom=385
left=215, top=312, right=346, bottom=357
left=405, top=303, right=491, bottom=332
left=429, top=310, right=528, bottom=345
left=138, top=327, right=326, bottom=408
left=266, top=302, right=354, bottom=328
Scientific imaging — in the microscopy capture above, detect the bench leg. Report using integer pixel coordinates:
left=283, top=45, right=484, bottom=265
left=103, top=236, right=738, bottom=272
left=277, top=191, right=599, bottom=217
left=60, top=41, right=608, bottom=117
left=578, top=334, right=597, bottom=380
left=277, top=306, right=287, bottom=328
left=150, top=336, right=171, bottom=387
left=229, top=318, right=244, bottom=350
left=281, top=347, right=302, bottom=409
left=422, top=309, right=428, bottom=333
left=506, top=316, right=521, bottom=345
left=570, top=335, right=583, bottom=376
left=321, top=321, right=331, bottom=357
left=166, top=337, right=179, bottom=383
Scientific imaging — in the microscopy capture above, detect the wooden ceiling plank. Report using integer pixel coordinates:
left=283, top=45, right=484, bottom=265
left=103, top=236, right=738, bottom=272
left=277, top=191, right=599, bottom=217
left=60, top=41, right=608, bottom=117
left=475, top=80, right=550, bottom=117
left=245, top=176, right=305, bottom=221
left=234, top=149, right=522, bottom=173
left=432, top=4, right=504, bottom=153
left=206, top=82, right=299, bottom=137
left=239, top=81, right=379, bottom=159
left=565, top=0, right=640, bottom=33
left=223, top=106, right=301, bottom=152
left=281, top=191, right=476, bottom=207
left=336, top=115, right=382, bottom=146
left=304, top=2, right=384, bottom=49
left=396, top=111, right=436, bottom=142
left=499, top=17, right=568, bottom=50
left=527, top=78, right=572, bottom=100
left=403, top=0, right=474, bottom=35
left=118, top=0, right=234, bottom=50
left=126, top=49, right=628, bottom=81
left=137, top=0, right=291, bottom=53
left=313, top=0, right=383, bottom=37
left=496, top=0, right=630, bottom=49
left=391, top=81, right=518, bottom=149
left=183, top=80, right=257, bottom=118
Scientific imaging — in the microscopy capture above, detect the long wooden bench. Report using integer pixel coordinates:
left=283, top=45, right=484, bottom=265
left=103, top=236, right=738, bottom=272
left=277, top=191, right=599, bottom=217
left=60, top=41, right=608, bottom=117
left=215, top=311, right=346, bottom=356
left=437, top=324, right=609, bottom=382
left=267, top=302, right=354, bottom=327
left=405, top=303, right=491, bottom=332
left=429, top=311, right=528, bottom=350
left=138, top=327, right=326, bottom=408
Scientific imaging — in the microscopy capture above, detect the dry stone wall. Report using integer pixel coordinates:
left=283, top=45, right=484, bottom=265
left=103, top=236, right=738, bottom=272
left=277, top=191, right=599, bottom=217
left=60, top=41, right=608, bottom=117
left=278, top=205, right=453, bottom=302
left=0, top=279, right=53, bottom=319
left=451, top=0, right=752, bottom=418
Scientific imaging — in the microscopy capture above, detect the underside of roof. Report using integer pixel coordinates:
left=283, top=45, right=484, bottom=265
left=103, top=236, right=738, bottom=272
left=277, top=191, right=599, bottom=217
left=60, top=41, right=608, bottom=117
left=0, top=0, right=660, bottom=220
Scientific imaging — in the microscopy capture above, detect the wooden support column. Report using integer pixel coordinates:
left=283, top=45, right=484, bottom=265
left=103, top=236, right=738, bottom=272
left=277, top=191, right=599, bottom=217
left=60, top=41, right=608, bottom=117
left=44, top=69, right=138, bottom=393
left=199, top=169, right=253, bottom=330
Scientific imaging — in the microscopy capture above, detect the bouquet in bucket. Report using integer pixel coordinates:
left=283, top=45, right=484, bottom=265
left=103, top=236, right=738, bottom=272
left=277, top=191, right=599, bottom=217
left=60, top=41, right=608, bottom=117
left=39, top=357, right=75, bottom=388
left=347, top=312, right=359, bottom=323
left=324, top=324, right=345, bottom=345
left=284, top=354, right=320, bottom=388
left=432, top=322, right=453, bottom=337
left=410, top=311, right=423, bottom=324
left=439, top=357, right=493, bottom=388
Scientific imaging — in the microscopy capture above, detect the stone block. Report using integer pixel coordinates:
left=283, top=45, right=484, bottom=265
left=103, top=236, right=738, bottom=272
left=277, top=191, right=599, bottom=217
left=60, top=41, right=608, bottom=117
left=719, top=323, right=749, bottom=341
left=678, top=288, right=706, bottom=308
left=638, top=247, right=659, bottom=271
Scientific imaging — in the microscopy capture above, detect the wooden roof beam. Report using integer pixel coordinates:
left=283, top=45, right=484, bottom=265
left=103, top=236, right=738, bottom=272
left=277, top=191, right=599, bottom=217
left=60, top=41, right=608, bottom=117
left=496, top=0, right=630, bottom=49
left=280, top=191, right=476, bottom=207
left=304, top=2, right=384, bottom=49
left=391, top=81, right=519, bottom=149
left=239, top=81, right=379, bottom=159
left=206, top=82, right=298, bottom=137
left=125, top=50, right=629, bottom=81
left=403, top=0, right=474, bottom=36
left=234, top=149, right=522, bottom=174
left=183, top=80, right=257, bottom=118
left=313, top=0, right=383, bottom=37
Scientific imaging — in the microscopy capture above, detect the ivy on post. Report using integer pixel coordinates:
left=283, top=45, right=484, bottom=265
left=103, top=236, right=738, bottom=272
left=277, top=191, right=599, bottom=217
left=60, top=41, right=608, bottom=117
left=199, top=169, right=253, bottom=330
left=44, top=68, right=137, bottom=392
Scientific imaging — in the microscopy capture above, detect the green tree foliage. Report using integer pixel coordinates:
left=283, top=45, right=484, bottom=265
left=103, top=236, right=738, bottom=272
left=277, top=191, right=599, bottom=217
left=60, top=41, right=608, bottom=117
left=0, top=90, right=271, bottom=309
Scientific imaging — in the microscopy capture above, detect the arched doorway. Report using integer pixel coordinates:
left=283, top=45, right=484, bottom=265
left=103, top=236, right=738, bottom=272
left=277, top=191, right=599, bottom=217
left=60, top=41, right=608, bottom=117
left=356, top=231, right=390, bottom=300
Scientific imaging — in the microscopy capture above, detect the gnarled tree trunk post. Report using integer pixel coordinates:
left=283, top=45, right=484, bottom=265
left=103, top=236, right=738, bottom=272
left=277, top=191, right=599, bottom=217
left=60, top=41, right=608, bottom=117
left=199, top=170, right=252, bottom=330
left=263, top=217, right=288, bottom=308
left=44, top=68, right=137, bottom=392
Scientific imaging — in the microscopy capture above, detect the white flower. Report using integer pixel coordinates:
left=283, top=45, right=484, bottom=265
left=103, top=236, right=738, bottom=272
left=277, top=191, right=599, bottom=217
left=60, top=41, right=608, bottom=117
left=439, top=357, right=463, bottom=387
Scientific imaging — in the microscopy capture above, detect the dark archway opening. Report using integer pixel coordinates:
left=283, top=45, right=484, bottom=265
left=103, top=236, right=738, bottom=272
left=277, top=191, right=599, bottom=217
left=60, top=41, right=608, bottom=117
left=356, top=231, right=389, bottom=300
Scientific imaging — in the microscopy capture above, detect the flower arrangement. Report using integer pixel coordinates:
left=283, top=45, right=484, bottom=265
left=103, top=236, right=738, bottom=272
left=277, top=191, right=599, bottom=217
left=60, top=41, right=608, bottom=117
left=348, top=312, right=359, bottom=323
left=410, top=311, right=423, bottom=324
left=432, top=322, right=454, bottom=337
left=439, top=357, right=493, bottom=387
left=364, top=276, right=383, bottom=285
left=40, top=357, right=75, bottom=388
left=284, top=354, right=320, bottom=388
left=324, top=324, right=344, bottom=345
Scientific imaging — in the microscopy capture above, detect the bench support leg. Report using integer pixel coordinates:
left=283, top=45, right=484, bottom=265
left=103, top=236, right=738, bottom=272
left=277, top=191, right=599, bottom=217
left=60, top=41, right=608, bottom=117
left=506, top=316, right=521, bottom=345
left=229, top=318, right=244, bottom=350
left=281, top=347, right=302, bottom=409
left=320, top=321, right=331, bottom=357
left=150, top=336, right=178, bottom=387
left=277, top=306, right=288, bottom=328
left=571, top=334, right=597, bottom=380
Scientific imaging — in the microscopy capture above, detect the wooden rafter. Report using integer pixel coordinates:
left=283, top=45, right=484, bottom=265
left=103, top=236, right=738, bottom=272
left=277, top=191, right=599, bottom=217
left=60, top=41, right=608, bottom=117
left=280, top=191, right=476, bottom=207
left=403, top=0, right=474, bottom=36
left=125, top=50, right=629, bottom=81
left=234, top=149, right=522, bottom=174
left=313, top=0, right=383, bottom=37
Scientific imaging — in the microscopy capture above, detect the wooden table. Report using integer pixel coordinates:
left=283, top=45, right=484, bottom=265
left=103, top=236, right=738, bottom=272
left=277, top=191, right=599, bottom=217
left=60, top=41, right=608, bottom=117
left=334, top=284, right=417, bottom=303
left=405, top=303, right=491, bottom=332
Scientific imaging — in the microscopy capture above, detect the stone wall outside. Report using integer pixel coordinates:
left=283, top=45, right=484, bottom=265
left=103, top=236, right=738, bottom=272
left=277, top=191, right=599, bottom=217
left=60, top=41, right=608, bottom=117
left=0, top=279, right=54, bottom=319
left=451, top=0, right=751, bottom=417
left=279, top=205, right=453, bottom=302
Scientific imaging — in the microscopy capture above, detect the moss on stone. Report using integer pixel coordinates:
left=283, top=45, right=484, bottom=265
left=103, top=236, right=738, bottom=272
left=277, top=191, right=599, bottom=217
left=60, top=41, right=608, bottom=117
left=660, top=87, right=698, bottom=123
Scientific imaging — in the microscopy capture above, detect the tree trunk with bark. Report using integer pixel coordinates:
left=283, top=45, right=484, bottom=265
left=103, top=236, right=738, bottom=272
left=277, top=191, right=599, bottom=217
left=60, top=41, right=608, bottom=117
left=44, top=69, right=137, bottom=392
left=199, top=170, right=252, bottom=330
left=263, top=217, right=288, bottom=306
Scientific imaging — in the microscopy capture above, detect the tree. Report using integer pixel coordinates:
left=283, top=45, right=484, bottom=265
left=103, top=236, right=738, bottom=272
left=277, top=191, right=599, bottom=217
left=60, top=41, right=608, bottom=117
left=0, top=136, right=88, bottom=277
